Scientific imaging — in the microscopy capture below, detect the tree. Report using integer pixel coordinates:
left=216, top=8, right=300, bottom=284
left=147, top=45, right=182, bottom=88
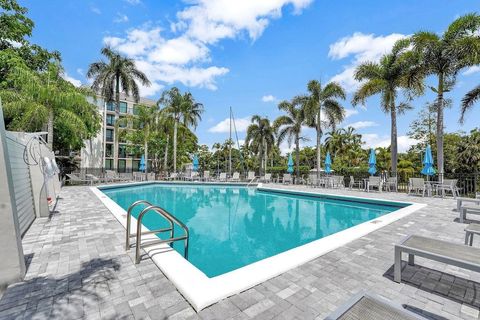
left=159, top=87, right=203, bottom=172
left=407, top=102, right=438, bottom=149
left=1, top=62, right=100, bottom=149
left=460, top=85, right=480, bottom=123
left=305, top=80, right=346, bottom=178
left=273, top=96, right=308, bottom=180
left=116, top=104, right=159, bottom=175
left=87, top=46, right=150, bottom=167
left=353, top=38, right=423, bottom=176
left=245, top=115, right=275, bottom=175
left=411, top=13, right=480, bottom=177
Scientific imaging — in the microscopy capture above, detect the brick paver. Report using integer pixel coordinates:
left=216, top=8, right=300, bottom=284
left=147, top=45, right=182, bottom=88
left=1, top=184, right=479, bottom=319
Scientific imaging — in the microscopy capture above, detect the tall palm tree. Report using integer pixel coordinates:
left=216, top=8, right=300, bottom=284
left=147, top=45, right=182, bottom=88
left=245, top=115, right=275, bottom=175
left=305, top=80, right=346, bottom=178
left=159, top=87, right=203, bottom=172
left=411, top=13, right=480, bottom=177
left=352, top=38, right=423, bottom=176
left=116, top=104, right=159, bottom=176
left=87, top=46, right=150, bottom=168
left=460, top=85, right=480, bottom=123
left=273, top=96, right=308, bottom=180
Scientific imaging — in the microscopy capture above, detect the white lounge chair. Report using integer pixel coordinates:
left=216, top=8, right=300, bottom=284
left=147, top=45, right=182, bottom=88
left=247, top=171, right=256, bottom=182
left=367, top=176, right=382, bottom=192
left=282, top=174, right=292, bottom=184
left=349, top=176, right=363, bottom=190
left=66, top=173, right=92, bottom=185
left=166, top=172, right=178, bottom=180
left=435, top=179, right=460, bottom=198
left=408, top=178, right=427, bottom=196
left=261, top=173, right=272, bottom=183
left=203, top=171, right=210, bottom=181
left=230, top=172, right=240, bottom=182
left=105, top=170, right=128, bottom=183
left=384, top=177, right=398, bottom=192
left=218, top=172, right=227, bottom=182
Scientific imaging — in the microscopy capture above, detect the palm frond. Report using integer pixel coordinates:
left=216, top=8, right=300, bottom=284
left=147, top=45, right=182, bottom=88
left=460, top=85, right=480, bottom=124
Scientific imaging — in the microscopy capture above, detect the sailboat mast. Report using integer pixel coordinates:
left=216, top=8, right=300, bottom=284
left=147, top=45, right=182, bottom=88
left=229, top=107, right=232, bottom=175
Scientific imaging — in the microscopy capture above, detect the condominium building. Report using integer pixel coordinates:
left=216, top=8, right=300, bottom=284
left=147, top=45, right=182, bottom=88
left=80, top=93, right=156, bottom=172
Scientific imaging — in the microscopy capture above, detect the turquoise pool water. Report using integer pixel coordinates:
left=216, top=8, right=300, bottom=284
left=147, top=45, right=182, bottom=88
left=102, top=183, right=408, bottom=277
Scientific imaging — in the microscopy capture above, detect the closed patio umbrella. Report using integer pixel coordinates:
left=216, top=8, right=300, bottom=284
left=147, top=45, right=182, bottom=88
left=287, top=154, right=294, bottom=173
left=368, top=148, right=376, bottom=175
left=325, top=152, right=332, bottom=174
left=421, top=145, right=436, bottom=176
left=139, top=155, right=146, bottom=172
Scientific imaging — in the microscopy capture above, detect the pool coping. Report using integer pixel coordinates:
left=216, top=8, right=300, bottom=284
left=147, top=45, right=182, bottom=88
left=91, top=182, right=426, bottom=311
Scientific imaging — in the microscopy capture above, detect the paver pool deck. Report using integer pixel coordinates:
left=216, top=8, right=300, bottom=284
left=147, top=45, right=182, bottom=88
left=1, top=184, right=480, bottom=319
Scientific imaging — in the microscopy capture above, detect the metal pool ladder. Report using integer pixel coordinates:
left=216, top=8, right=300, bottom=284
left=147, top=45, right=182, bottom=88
left=125, top=200, right=189, bottom=264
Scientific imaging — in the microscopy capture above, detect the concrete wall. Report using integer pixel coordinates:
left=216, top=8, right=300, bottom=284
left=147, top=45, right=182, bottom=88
left=0, top=107, right=26, bottom=289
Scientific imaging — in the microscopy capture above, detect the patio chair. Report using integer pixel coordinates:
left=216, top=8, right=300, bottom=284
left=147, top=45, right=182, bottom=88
left=394, top=234, right=480, bottom=283
left=147, top=172, right=155, bottom=181
left=218, top=172, right=227, bottom=182
left=261, top=173, right=272, bottom=183
left=105, top=170, right=126, bottom=183
left=186, top=171, right=199, bottom=181
left=408, top=178, right=427, bottom=197
left=66, top=173, right=92, bottom=185
left=247, top=171, right=256, bottom=182
left=367, top=176, right=382, bottom=192
left=333, top=175, right=344, bottom=188
left=282, top=174, right=292, bottom=184
left=349, top=176, right=363, bottom=190
left=166, top=172, right=178, bottom=180
left=203, top=171, right=210, bottom=181
left=85, top=173, right=106, bottom=184
left=384, top=177, right=398, bottom=192
left=435, top=179, right=459, bottom=198
left=325, top=291, right=423, bottom=320
left=133, top=172, right=144, bottom=182
left=460, top=204, right=480, bottom=223
left=230, top=172, right=240, bottom=182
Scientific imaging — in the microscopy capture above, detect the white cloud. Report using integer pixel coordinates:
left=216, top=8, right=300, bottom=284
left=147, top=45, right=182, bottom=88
left=208, top=116, right=251, bottom=133
left=91, top=6, right=101, bottom=15
left=63, top=72, right=82, bottom=87
left=114, top=13, right=129, bottom=23
left=76, top=68, right=84, bottom=76
left=125, top=0, right=141, bottom=4
left=261, top=94, right=276, bottom=102
left=344, top=121, right=378, bottom=130
left=328, top=32, right=408, bottom=92
left=463, top=66, right=480, bottom=76
left=362, top=134, right=418, bottom=153
left=344, top=108, right=358, bottom=118
left=176, top=0, right=313, bottom=44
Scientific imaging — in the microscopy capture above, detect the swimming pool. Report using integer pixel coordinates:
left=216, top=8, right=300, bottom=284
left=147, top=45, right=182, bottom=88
left=93, top=182, right=424, bottom=310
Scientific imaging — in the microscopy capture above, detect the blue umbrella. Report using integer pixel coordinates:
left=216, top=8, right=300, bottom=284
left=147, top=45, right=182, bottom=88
left=368, top=148, right=377, bottom=175
left=421, top=145, right=436, bottom=176
left=192, top=154, right=199, bottom=172
left=324, top=152, right=332, bottom=174
left=287, top=154, right=294, bottom=173
left=139, top=154, right=146, bottom=172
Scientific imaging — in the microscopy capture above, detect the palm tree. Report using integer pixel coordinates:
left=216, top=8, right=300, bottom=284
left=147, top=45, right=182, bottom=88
left=352, top=38, right=423, bottom=176
left=245, top=116, right=275, bottom=175
left=159, top=87, right=203, bottom=172
left=273, top=96, right=308, bottom=180
left=305, top=80, right=346, bottom=178
left=1, top=63, right=99, bottom=149
left=460, top=85, right=480, bottom=124
left=411, top=13, right=480, bottom=177
left=87, top=46, right=150, bottom=168
left=116, top=104, right=159, bottom=176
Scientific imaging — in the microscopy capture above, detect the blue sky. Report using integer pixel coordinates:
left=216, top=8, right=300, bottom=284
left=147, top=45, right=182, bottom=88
left=24, top=0, right=480, bottom=153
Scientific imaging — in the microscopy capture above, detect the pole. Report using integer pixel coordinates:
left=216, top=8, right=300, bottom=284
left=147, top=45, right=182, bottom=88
left=229, top=107, right=232, bottom=176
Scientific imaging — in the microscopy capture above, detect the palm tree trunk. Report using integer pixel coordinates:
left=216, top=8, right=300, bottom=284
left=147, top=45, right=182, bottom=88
left=390, top=104, right=398, bottom=176
left=114, top=74, right=120, bottom=170
left=316, top=110, right=321, bottom=179
left=264, top=139, right=268, bottom=175
left=144, top=140, right=148, bottom=179
left=164, top=134, right=169, bottom=171
left=295, top=136, right=300, bottom=183
left=173, top=120, right=178, bottom=172
left=436, top=73, right=445, bottom=181
left=47, top=108, right=54, bottom=149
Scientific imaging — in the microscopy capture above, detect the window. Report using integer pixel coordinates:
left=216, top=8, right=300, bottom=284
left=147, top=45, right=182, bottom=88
left=118, top=116, right=127, bottom=128
left=106, top=129, right=114, bottom=142
left=133, top=104, right=139, bottom=115
left=119, top=101, right=128, bottom=113
left=105, top=159, right=113, bottom=170
left=106, top=114, right=115, bottom=126
left=106, top=102, right=115, bottom=111
left=105, top=144, right=113, bottom=157
left=118, top=145, right=127, bottom=158
left=118, top=160, right=126, bottom=173
left=132, top=160, right=140, bottom=172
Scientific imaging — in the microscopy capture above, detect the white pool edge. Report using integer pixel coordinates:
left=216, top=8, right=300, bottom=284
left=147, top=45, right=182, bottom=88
left=90, top=184, right=426, bottom=311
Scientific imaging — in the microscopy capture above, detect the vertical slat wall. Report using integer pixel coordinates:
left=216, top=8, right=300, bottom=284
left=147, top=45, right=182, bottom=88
left=5, top=132, right=35, bottom=236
